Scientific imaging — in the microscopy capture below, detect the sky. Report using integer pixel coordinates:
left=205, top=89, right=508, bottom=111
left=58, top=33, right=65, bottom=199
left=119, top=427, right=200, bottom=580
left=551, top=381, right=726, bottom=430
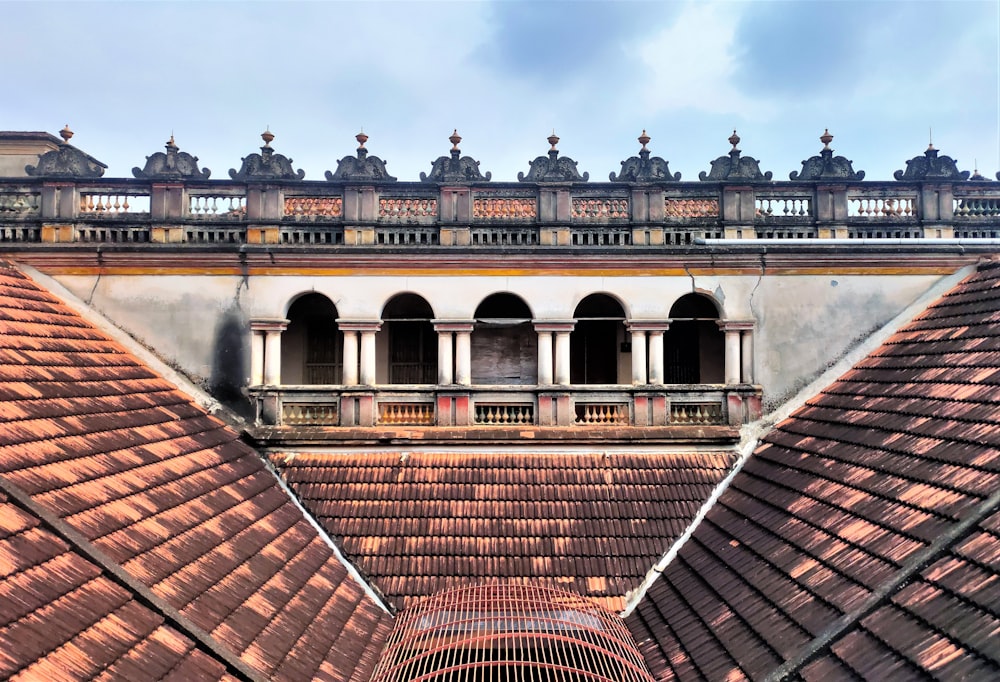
left=3, top=0, right=999, bottom=183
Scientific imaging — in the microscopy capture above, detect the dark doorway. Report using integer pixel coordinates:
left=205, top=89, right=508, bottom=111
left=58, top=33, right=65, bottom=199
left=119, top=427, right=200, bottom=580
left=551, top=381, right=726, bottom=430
left=664, top=294, right=723, bottom=384
left=283, top=293, right=341, bottom=384
left=571, top=294, right=625, bottom=384
left=472, top=293, right=536, bottom=385
left=382, top=294, right=437, bottom=384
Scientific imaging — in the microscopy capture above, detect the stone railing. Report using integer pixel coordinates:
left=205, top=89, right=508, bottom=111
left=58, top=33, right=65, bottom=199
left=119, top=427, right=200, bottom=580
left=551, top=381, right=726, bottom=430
left=3, top=176, right=998, bottom=245
left=249, top=384, right=761, bottom=429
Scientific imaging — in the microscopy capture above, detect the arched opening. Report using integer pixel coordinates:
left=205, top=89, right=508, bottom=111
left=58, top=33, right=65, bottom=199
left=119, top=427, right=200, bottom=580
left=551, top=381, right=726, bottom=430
left=472, top=293, right=536, bottom=385
left=282, top=293, right=341, bottom=384
left=571, top=294, right=626, bottom=384
left=664, top=293, right=724, bottom=383
left=381, top=293, right=437, bottom=384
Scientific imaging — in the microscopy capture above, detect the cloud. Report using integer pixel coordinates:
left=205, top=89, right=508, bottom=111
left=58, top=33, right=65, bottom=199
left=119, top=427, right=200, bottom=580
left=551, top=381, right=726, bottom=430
left=630, top=2, right=774, bottom=119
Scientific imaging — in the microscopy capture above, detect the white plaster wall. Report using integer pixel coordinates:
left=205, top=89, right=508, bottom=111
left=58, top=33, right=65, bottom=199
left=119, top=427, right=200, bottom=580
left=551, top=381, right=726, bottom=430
left=54, top=271, right=943, bottom=409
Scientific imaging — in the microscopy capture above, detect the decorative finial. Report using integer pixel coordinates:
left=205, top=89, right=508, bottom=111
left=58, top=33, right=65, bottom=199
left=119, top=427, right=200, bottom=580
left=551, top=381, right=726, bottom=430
left=356, top=130, right=368, bottom=149
left=548, top=131, right=559, bottom=151
left=820, top=128, right=833, bottom=150
left=165, top=134, right=178, bottom=151
left=929, top=126, right=933, bottom=150
left=638, top=130, right=650, bottom=152
left=728, top=130, right=740, bottom=150
left=59, top=124, right=73, bottom=144
left=261, top=128, right=274, bottom=147
left=449, top=129, right=462, bottom=151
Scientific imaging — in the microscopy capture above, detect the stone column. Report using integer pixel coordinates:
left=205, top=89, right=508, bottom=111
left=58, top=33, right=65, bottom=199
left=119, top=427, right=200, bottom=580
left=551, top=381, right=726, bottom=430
left=455, top=327, right=472, bottom=386
left=718, top=320, right=754, bottom=385
left=342, top=331, right=359, bottom=386
left=629, top=327, right=648, bottom=385
left=741, top=328, right=754, bottom=383
left=647, top=329, right=666, bottom=385
left=249, top=319, right=287, bottom=387
left=536, top=330, right=553, bottom=385
left=437, top=329, right=454, bottom=384
left=533, top=321, right=575, bottom=386
left=434, top=321, right=474, bottom=386
left=360, top=329, right=377, bottom=385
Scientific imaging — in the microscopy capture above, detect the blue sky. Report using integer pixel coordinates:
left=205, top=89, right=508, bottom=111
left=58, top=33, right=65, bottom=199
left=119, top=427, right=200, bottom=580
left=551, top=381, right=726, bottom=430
left=4, top=0, right=998, bottom=182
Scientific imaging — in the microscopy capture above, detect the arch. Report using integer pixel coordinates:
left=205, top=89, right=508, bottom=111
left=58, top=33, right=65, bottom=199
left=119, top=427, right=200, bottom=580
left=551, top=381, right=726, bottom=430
left=380, top=293, right=437, bottom=384
left=571, top=293, right=627, bottom=384
left=664, top=293, right=724, bottom=384
left=370, top=582, right=655, bottom=682
left=282, top=293, right=342, bottom=384
left=472, top=293, right=536, bottom=385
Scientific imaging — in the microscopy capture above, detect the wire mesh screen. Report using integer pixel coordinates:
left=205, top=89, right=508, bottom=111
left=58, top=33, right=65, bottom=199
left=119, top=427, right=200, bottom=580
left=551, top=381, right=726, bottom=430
left=370, top=581, right=655, bottom=682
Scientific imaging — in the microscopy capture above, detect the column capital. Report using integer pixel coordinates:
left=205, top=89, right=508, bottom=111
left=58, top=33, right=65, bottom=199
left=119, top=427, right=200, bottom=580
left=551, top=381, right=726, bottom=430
left=717, top=319, right=755, bottom=332
left=532, top=319, right=576, bottom=333
left=338, top=319, right=383, bottom=333
left=432, top=319, right=475, bottom=333
left=626, top=319, right=671, bottom=333
left=250, top=317, right=289, bottom=332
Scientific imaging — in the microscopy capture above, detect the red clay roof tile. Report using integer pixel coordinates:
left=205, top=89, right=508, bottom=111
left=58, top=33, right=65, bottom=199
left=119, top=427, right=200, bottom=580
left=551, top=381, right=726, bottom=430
left=0, top=263, right=391, bottom=681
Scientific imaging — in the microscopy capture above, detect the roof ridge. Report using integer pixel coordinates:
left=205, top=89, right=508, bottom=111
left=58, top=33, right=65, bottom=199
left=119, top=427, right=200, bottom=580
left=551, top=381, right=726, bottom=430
left=0, top=473, right=263, bottom=682
left=764, top=485, right=1000, bottom=681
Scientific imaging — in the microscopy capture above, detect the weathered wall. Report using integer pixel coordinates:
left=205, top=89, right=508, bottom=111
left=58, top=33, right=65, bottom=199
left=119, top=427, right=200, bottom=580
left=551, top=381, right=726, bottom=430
left=53, top=270, right=944, bottom=412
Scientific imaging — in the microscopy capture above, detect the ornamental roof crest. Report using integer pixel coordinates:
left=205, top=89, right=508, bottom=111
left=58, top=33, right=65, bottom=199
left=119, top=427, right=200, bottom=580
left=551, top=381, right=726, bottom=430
left=789, top=129, right=865, bottom=181
left=894, top=145, right=970, bottom=182
left=518, top=133, right=589, bottom=183
left=420, top=130, right=491, bottom=183
left=25, top=125, right=107, bottom=179
left=229, top=130, right=305, bottom=181
left=699, top=131, right=772, bottom=182
left=132, top=136, right=211, bottom=180
left=610, top=130, right=681, bottom=182
left=325, top=132, right=397, bottom=182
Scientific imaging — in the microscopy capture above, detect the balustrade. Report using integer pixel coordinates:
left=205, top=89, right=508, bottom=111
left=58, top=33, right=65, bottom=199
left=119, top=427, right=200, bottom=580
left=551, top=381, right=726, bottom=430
left=664, top=197, right=719, bottom=219
left=755, top=196, right=812, bottom=219
left=189, top=194, right=246, bottom=220
left=79, top=192, right=150, bottom=217
left=0, top=192, right=40, bottom=216
left=575, top=403, right=628, bottom=424
left=954, top=197, right=1000, bottom=218
left=848, top=196, right=914, bottom=218
left=282, top=402, right=339, bottom=425
left=473, top=197, right=537, bottom=220
left=379, top=198, right=437, bottom=222
left=670, top=402, right=724, bottom=425
left=378, top=402, right=435, bottom=425
left=474, top=403, right=535, bottom=425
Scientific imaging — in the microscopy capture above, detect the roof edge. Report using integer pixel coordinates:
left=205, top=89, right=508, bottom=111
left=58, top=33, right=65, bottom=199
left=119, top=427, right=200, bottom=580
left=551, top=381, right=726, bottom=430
left=621, top=260, right=981, bottom=617
left=15, top=262, right=241, bottom=425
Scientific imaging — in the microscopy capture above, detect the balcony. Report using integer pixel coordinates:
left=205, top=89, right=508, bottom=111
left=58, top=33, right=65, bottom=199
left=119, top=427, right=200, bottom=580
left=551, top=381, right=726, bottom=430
left=247, top=384, right=761, bottom=445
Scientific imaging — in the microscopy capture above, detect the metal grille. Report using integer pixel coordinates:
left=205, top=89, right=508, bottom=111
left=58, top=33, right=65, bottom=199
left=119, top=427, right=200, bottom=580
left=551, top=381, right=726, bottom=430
left=370, top=582, right=655, bottom=682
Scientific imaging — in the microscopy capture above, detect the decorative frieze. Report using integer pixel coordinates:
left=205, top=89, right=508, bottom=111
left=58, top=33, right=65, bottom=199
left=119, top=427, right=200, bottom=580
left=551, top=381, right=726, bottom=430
left=664, top=198, right=718, bottom=218
left=284, top=196, right=343, bottom=220
left=473, top=197, right=537, bottom=219
left=571, top=198, right=629, bottom=220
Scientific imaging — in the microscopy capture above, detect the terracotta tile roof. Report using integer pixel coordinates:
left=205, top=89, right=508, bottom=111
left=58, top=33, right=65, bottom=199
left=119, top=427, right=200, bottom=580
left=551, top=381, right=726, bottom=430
left=626, top=263, right=1000, bottom=680
left=0, top=489, right=240, bottom=681
left=273, top=450, right=736, bottom=612
left=0, top=263, right=391, bottom=681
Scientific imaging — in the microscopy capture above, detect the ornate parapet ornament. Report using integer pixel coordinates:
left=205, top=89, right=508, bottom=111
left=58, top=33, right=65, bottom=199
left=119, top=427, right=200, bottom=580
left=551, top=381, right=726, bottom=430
left=133, top=135, right=211, bottom=180
left=789, top=129, right=865, bottom=181
left=518, top=133, right=589, bottom=182
left=894, top=145, right=970, bottom=182
left=325, top=132, right=397, bottom=182
left=229, top=130, right=305, bottom=181
left=25, top=125, right=106, bottom=178
left=420, top=130, right=491, bottom=183
left=610, top=130, right=680, bottom=182
left=699, top=131, right=772, bottom=182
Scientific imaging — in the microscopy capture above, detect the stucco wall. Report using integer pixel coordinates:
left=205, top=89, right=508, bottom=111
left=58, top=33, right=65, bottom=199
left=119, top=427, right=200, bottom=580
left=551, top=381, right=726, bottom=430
left=53, top=271, right=944, bottom=413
